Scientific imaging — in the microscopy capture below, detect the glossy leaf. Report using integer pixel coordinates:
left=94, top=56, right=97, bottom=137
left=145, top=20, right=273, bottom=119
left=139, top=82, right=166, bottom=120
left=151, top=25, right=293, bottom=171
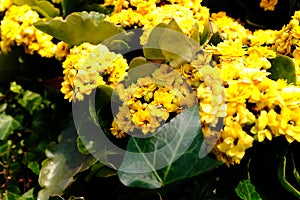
left=12, top=0, right=60, bottom=18
left=37, top=120, right=95, bottom=200
left=143, top=23, right=168, bottom=61
left=17, top=90, right=43, bottom=114
left=0, top=113, right=21, bottom=140
left=235, top=179, right=262, bottom=200
left=118, top=106, right=221, bottom=189
left=200, top=20, right=211, bottom=46
left=159, top=19, right=195, bottom=68
left=268, top=54, right=296, bottom=84
left=34, top=11, right=124, bottom=46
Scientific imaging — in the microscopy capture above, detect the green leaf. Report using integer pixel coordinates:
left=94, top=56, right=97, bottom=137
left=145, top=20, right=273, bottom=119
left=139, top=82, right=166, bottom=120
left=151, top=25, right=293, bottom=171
left=18, top=188, right=35, bottom=200
left=12, top=0, right=60, bottom=18
left=18, top=90, right=42, bottom=114
left=268, top=54, right=296, bottom=84
left=118, top=106, right=221, bottom=189
left=200, top=20, right=211, bottom=46
left=143, top=23, right=168, bottom=61
left=10, top=82, right=23, bottom=93
left=0, top=114, right=21, bottom=140
left=278, top=156, right=300, bottom=199
left=34, top=11, right=124, bottom=46
left=159, top=19, right=195, bottom=68
left=76, top=137, right=90, bottom=155
left=37, top=120, right=96, bottom=200
left=235, top=179, right=262, bottom=200
left=28, top=161, right=40, bottom=175
left=0, top=103, right=7, bottom=113
left=0, top=141, right=11, bottom=156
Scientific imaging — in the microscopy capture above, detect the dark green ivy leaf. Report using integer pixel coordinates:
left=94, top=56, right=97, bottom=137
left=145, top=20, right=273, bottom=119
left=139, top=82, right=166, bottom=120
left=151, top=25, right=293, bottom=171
left=17, top=90, right=43, bottom=114
left=37, top=120, right=95, bottom=200
left=118, top=106, right=222, bottom=189
left=0, top=113, right=21, bottom=140
left=235, top=179, right=262, bottom=200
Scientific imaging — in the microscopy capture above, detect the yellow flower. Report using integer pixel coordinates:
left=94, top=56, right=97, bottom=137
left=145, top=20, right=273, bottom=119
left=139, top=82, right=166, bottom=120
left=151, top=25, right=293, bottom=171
left=113, top=64, right=194, bottom=135
left=55, top=41, right=70, bottom=60
left=249, top=29, right=278, bottom=46
left=250, top=110, right=273, bottom=142
left=61, top=43, right=128, bottom=102
left=0, top=0, right=11, bottom=11
left=0, top=5, right=56, bottom=57
left=211, top=12, right=251, bottom=44
left=280, top=85, right=300, bottom=110
left=107, top=1, right=210, bottom=44
left=215, top=116, right=254, bottom=165
left=278, top=107, right=300, bottom=143
left=225, top=81, right=252, bottom=104
left=259, top=0, right=278, bottom=11
left=216, top=40, right=246, bottom=60
left=111, top=119, right=128, bottom=138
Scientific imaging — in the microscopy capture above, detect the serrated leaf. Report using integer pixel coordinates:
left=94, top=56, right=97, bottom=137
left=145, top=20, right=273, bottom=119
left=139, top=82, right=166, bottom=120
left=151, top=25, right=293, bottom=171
left=0, top=114, right=21, bottom=140
left=268, top=54, right=296, bottom=84
left=118, top=106, right=221, bottom=189
left=12, top=0, right=60, bottom=18
left=278, top=156, right=300, bottom=199
left=235, top=179, right=262, bottom=200
left=37, top=120, right=96, bottom=200
left=34, top=11, right=124, bottom=46
left=18, top=90, right=42, bottom=114
left=159, top=19, right=195, bottom=68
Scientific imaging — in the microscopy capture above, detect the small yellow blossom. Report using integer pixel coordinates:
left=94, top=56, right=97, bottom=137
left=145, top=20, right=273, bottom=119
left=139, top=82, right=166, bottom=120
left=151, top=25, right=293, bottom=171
left=259, top=0, right=278, bottom=11
left=0, top=0, right=11, bottom=11
left=249, top=29, right=278, bottom=46
left=250, top=110, right=273, bottom=142
left=278, top=107, right=300, bottom=142
left=113, top=64, right=195, bottom=135
left=210, top=12, right=251, bottom=44
left=61, top=43, right=128, bottom=102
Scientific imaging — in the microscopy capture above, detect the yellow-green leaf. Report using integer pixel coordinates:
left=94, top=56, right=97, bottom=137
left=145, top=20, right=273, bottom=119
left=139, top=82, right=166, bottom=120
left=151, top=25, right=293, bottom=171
left=34, top=11, right=124, bottom=46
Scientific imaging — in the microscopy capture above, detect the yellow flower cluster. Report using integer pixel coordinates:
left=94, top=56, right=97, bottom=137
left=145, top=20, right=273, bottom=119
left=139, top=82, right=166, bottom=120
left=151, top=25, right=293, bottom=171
left=107, top=0, right=209, bottom=40
left=210, top=12, right=251, bottom=44
left=0, top=5, right=56, bottom=57
left=259, top=0, right=278, bottom=11
left=202, top=15, right=300, bottom=164
left=0, top=0, right=11, bottom=11
left=111, top=64, right=196, bottom=137
left=274, top=11, right=300, bottom=55
left=61, top=43, right=128, bottom=102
